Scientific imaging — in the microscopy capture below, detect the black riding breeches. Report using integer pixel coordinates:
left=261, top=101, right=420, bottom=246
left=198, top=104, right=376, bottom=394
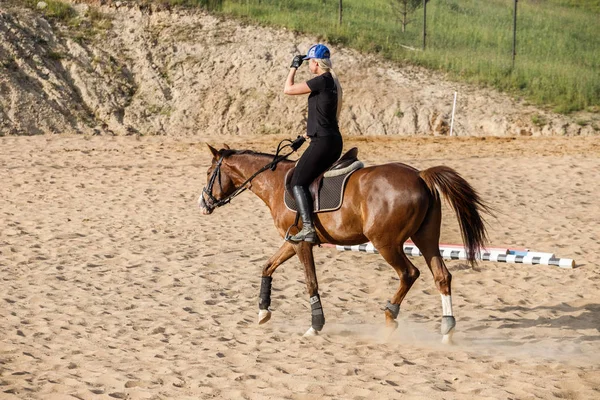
left=290, top=135, right=343, bottom=188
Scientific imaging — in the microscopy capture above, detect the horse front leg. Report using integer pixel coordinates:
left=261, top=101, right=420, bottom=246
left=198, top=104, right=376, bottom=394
left=258, top=241, right=296, bottom=325
left=294, top=241, right=324, bottom=337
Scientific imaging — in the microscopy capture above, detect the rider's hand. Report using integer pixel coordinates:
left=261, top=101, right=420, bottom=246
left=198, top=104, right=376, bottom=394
left=290, top=55, right=305, bottom=69
left=290, top=135, right=306, bottom=151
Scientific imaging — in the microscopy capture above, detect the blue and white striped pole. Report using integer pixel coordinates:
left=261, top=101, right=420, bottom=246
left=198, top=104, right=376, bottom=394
left=323, top=243, right=575, bottom=269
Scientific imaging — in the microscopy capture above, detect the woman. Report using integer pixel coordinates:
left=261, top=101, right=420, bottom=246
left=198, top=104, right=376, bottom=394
left=284, top=44, right=344, bottom=243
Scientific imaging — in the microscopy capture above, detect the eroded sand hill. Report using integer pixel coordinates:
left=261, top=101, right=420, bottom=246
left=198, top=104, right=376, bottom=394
left=0, top=0, right=597, bottom=137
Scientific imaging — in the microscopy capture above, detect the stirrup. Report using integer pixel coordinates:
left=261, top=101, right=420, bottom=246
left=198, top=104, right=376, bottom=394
left=287, top=226, right=316, bottom=243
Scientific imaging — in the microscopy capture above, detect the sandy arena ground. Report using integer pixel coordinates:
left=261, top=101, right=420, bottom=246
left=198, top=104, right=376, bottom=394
left=1, top=134, right=599, bottom=399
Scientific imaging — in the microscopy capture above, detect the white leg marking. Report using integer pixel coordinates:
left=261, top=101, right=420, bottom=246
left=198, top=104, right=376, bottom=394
left=441, top=294, right=453, bottom=316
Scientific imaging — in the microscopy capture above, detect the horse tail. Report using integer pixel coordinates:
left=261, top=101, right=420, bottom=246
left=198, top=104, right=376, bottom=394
left=419, top=166, right=491, bottom=264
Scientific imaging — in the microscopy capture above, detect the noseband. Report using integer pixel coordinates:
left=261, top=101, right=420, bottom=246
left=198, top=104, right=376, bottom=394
left=201, top=137, right=304, bottom=213
left=201, top=155, right=228, bottom=212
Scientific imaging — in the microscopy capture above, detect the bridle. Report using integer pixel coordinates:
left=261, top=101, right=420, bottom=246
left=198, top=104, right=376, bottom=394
left=200, top=138, right=303, bottom=213
left=200, top=154, right=229, bottom=211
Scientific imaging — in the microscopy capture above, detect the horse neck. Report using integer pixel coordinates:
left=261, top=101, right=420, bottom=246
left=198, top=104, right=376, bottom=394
left=227, top=152, right=291, bottom=208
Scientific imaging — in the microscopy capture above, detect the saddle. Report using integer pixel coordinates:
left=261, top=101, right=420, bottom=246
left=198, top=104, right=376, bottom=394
left=284, top=147, right=364, bottom=213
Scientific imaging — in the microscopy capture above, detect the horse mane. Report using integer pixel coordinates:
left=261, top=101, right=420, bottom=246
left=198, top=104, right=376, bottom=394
left=221, top=149, right=294, bottom=164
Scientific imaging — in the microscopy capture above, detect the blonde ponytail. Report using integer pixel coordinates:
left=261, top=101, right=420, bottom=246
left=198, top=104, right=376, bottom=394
left=316, top=58, right=343, bottom=121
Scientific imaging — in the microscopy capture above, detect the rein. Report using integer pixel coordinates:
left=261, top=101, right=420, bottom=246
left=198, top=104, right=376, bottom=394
left=201, top=137, right=304, bottom=212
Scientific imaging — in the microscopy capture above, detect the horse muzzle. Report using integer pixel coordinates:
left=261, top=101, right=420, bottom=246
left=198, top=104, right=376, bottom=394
left=198, top=194, right=213, bottom=215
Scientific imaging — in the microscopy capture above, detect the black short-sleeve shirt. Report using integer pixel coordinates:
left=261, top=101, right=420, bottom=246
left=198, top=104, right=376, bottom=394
left=306, top=72, right=340, bottom=137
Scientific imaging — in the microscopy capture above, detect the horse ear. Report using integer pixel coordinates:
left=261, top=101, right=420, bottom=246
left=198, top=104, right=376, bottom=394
left=222, top=143, right=230, bottom=150
left=207, top=144, right=219, bottom=158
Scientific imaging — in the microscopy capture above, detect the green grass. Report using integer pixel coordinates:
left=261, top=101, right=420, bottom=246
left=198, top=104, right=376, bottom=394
left=23, top=0, right=113, bottom=43
left=162, top=0, right=224, bottom=8
left=214, top=0, right=599, bottom=114
left=24, top=0, right=77, bottom=22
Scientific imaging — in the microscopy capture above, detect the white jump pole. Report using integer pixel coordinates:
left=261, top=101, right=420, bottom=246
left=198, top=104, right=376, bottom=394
left=449, top=91, right=457, bottom=136
left=322, top=243, right=575, bottom=269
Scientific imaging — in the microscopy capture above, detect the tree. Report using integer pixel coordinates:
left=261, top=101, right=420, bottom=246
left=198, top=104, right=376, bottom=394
left=391, top=0, right=423, bottom=33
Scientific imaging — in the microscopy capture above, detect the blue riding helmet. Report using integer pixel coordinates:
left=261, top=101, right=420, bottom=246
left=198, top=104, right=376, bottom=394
left=303, top=44, right=331, bottom=60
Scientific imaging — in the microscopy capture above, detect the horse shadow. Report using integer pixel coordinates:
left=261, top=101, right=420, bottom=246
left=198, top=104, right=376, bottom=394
left=484, top=303, right=600, bottom=342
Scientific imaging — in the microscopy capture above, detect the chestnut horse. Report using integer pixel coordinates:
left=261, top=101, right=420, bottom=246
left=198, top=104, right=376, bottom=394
left=199, top=142, right=489, bottom=341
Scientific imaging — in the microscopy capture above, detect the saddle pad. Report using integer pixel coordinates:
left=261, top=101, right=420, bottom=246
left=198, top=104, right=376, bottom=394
left=284, top=161, right=363, bottom=213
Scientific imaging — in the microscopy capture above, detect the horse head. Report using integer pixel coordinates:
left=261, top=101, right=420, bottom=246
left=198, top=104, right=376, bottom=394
left=198, top=143, right=236, bottom=215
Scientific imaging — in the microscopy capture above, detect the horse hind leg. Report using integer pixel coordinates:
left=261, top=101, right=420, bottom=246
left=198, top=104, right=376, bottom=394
left=374, top=243, right=421, bottom=335
left=425, top=251, right=455, bottom=344
left=294, top=241, right=324, bottom=337
left=411, top=204, right=456, bottom=344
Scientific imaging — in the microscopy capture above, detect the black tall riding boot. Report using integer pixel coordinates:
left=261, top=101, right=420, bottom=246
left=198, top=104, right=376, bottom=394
left=289, top=185, right=316, bottom=243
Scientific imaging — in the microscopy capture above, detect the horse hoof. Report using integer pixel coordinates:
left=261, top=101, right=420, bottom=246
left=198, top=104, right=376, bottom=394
left=441, top=316, right=456, bottom=344
left=383, top=319, right=398, bottom=340
left=442, top=331, right=455, bottom=345
left=258, top=309, right=271, bottom=325
left=386, top=319, right=399, bottom=330
left=303, top=327, right=319, bottom=337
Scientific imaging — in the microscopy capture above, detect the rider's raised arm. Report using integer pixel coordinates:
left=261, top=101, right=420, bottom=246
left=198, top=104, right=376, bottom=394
left=284, top=55, right=311, bottom=95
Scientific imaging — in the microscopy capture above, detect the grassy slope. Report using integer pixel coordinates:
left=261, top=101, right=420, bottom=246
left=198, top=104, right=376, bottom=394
left=217, top=0, right=599, bottom=114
